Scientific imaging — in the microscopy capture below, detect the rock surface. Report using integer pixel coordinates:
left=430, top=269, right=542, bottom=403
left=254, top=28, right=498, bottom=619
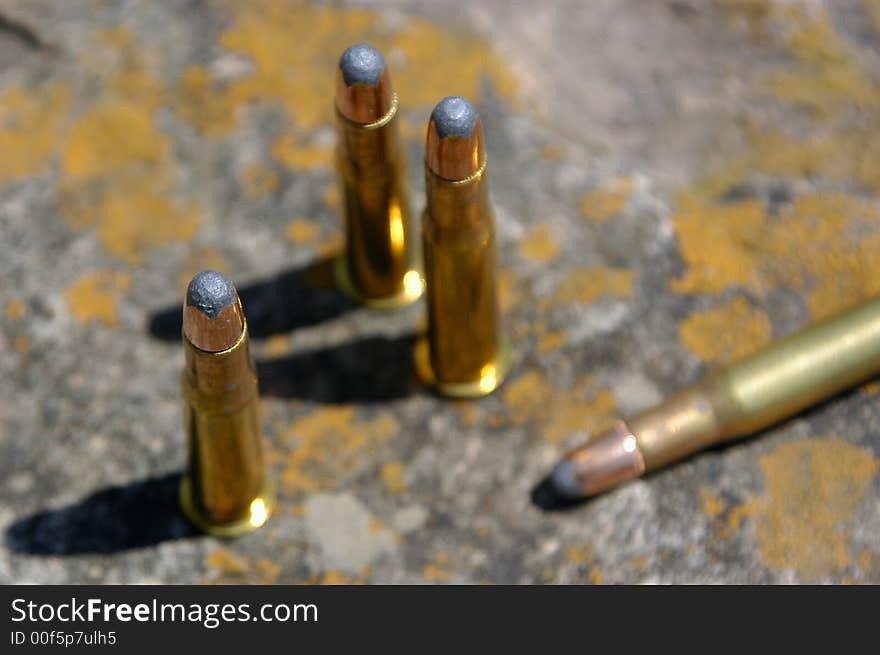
left=1, top=0, right=879, bottom=583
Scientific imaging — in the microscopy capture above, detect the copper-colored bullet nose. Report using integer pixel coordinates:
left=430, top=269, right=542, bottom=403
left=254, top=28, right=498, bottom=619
left=335, top=43, right=394, bottom=124
left=183, top=270, right=244, bottom=352
left=426, top=95, right=486, bottom=181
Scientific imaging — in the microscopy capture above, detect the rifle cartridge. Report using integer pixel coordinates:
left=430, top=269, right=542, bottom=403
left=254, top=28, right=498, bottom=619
left=179, top=271, right=274, bottom=536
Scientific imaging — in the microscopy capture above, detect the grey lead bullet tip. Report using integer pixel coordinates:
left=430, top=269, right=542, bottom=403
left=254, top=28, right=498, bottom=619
left=339, top=43, right=386, bottom=87
left=186, top=270, right=237, bottom=320
left=431, top=96, right=479, bottom=139
left=548, top=460, right=583, bottom=500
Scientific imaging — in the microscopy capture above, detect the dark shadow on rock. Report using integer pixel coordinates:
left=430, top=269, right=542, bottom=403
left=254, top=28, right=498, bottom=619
left=257, top=334, right=419, bottom=403
left=5, top=473, right=198, bottom=555
left=148, top=257, right=355, bottom=341
left=530, top=477, right=589, bottom=512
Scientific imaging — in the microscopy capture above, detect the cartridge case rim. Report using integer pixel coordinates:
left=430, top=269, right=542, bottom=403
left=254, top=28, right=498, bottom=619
left=179, top=475, right=276, bottom=537
left=332, top=253, right=424, bottom=309
left=414, top=335, right=510, bottom=398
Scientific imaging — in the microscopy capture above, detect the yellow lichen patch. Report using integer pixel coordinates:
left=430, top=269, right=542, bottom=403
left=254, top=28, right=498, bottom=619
left=700, top=488, right=726, bottom=520
left=679, top=297, right=772, bottom=364
left=554, top=266, right=634, bottom=305
left=322, top=184, right=340, bottom=210
left=769, top=6, right=878, bottom=118
left=538, top=330, right=567, bottom=354
left=61, top=101, right=168, bottom=180
left=95, top=182, right=201, bottom=263
left=6, top=298, right=26, bottom=320
left=285, top=216, right=321, bottom=244
left=870, top=0, right=880, bottom=29
left=55, top=28, right=202, bottom=262
left=380, top=461, right=407, bottom=494
left=671, top=187, right=880, bottom=320
left=580, top=177, right=633, bottom=224
left=670, top=196, right=765, bottom=295
left=502, top=370, right=553, bottom=426
left=206, top=548, right=280, bottom=583
left=423, top=552, right=461, bottom=583
left=238, top=163, right=278, bottom=199
left=496, top=269, right=518, bottom=314
left=518, top=224, right=560, bottom=263
left=174, top=1, right=515, bottom=138
left=271, top=134, right=333, bottom=171
left=206, top=547, right=250, bottom=576
left=749, top=439, right=878, bottom=580
left=0, top=83, right=71, bottom=182
left=14, top=336, right=29, bottom=353
left=64, top=270, right=132, bottom=327
left=307, top=569, right=367, bottom=585
left=565, top=545, right=604, bottom=585
left=770, top=194, right=880, bottom=320
left=281, top=407, right=399, bottom=494
left=502, top=369, right=617, bottom=443
left=543, top=386, right=616, bottom=444
left=174, top=67, right=241, bottom=137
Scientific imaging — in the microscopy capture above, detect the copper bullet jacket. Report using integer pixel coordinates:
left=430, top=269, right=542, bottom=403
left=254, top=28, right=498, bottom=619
left=333, top=44, right=423, bottom=309
left=416, top=96, right=508, bottom=398
left=179, top=271, right=274, bottom=537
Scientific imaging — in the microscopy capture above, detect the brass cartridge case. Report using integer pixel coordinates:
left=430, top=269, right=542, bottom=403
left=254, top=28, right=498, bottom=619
left=333, top=44, right=423, bottom=308
left=179, top=275, right=273, bottom=536
left=415, top=96, right=508, bottom=398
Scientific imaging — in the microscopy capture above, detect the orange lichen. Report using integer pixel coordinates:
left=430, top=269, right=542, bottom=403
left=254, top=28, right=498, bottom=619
left=281, top=407, right=399, bottom=494
left=54, top=28, right=202, bottom=262
left=768, top=6, right=878, bottom=118
left=238, top=163, right=278, bottom=199
left=64, top=270, right=132, bottom=327
left=671, top=6, right=880, bottom=318
left=671, top=189, right=880, bottom=320
left=173, top=0, right=516, bottom=158
left=502, top=370, right=617, bottom=443
left=322, top=184, right=340, bottom=210
left=0, top=83, right=71, bottom=182
left=538, top=330, right=567, bottom=354
left=206, top=547, right=250, bottom=575
left=285, top=217, right=321, bottom=244
left=565, top=544, right=604, bottom=585
left=580, top=177, right=633, bottom=224
left=502, top=370, right=553, bottom=426
left=94, top=183, right=200, bottom=263
left=6, top=298, right=25, bottom=321
left=518, top=224, right=560, bottom=263
left=271, top=134, right=333, bottom=171
left=544, top=386, right=616, bottom=444
left=61, top=101, right=168, bottom=180
left=380, top=461, right=407, bottom=494
left=553, top=267, right=634, bottom=305
left=700, top=488, right=726, bottom=519
left=670, top=196, right=765, bottom=295
left=733, top=439, right=877, bottom=580
left=679, top=297, right=772, bottom=364
left=206, top=548, right=280, bottom=583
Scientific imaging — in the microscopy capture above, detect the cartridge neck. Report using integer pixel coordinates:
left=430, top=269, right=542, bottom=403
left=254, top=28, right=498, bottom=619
left=424, top=161, right=493, bottom=232
left=183, top=325, right=258, bottom=411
